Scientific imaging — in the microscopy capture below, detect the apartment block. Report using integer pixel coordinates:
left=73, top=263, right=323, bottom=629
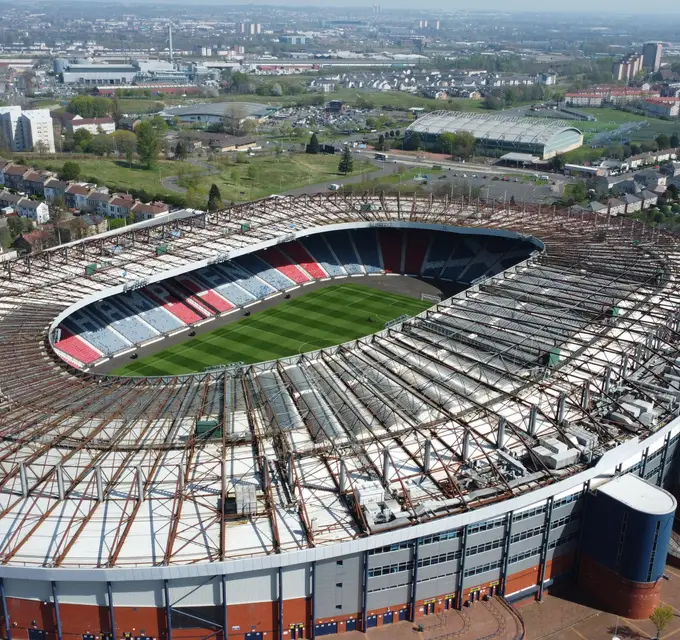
left=0, top=106, right=55, bottom=153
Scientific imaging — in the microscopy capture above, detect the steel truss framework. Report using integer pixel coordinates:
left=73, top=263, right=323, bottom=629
left=0, top=192, right=678, bottom=569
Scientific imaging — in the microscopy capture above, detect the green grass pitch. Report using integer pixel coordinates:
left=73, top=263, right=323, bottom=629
left=112, top=283, right=432, bottom=377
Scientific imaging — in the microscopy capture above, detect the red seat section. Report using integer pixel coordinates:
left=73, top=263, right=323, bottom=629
left=176, top=275, right=234, bottom=313
left=144, top=284, right=203, bottom=325
left=404, top=230, right=431, bottom=275
left=379, top=229, right=403, bottom=274
left=282, top=242, right=326, bottom=279
left=259, top=248, right=310, bottom=284
left=55, top=329, right=101, bottom=364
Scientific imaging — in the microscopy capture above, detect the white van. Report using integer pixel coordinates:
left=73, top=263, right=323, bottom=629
left=328, top=183, right=342, bottom=191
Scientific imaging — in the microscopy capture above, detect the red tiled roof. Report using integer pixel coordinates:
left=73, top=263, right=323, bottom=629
left=66, top=184, right=91, bottom=196
left=71, top=117, right=115, bottom=126
left=3, top=165, right=30, bottom=176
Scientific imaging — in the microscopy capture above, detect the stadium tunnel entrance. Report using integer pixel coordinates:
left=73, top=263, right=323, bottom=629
left=50, top=223, right=542, bottom=374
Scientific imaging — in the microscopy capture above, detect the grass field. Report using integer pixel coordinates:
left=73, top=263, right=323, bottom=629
left=26, top=153, right=376, bottom=204
left=112, top=284, right=431, bottom=376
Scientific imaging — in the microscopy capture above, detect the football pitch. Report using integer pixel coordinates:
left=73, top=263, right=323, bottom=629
left=112, top=283, right=432, bottom=377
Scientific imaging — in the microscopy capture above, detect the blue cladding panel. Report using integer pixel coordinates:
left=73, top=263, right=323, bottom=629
left=580, top=477, right=674, bottom=583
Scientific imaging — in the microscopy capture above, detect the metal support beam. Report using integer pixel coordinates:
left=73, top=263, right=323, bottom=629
left=0, top=578, right=11, bottom=640
left=52, top=581, right=63, bottom=640
left=222, top=574, right=228, bottom=640
left=537, top=497, right=554, bottom=602
left=361, top=551, right=369, bottom=631
left=500, top=511, right=513, bottom=595
left=278, top=567, right=284, bottom=640
left=410, top=538, right=420, bottom=622
left=457, top=525, right=469, bottom=610
left=658, top=433, right=671, bottom=487
left=310, top=562, right=316, bottom=640
left=640, top=447, right=649, bottom=478
left=107, top=581, right=116, bottom=639
left=165, top=580, right=173, bottom=640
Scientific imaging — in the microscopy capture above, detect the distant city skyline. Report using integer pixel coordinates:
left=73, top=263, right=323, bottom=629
left=49, top=0, right=680, bottom=11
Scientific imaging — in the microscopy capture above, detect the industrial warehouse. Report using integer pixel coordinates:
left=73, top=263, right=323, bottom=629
left=0, top=195, right=678, bottom=640
left=406, top=112, right=584, bottom=159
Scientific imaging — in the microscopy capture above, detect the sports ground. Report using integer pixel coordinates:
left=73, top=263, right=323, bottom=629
left=112, top=283, right=432, bottom=376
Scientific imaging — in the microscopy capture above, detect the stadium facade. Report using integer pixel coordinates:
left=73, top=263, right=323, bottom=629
left=405, top=112, right=584, bottom=159
left=0, top=195, right=678, bottom=640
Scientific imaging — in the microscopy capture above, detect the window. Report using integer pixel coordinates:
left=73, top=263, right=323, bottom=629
left=467, top=518, right=505, bottom=534
left=336, top=582, right=343, bottom=588
left=513, top=505, right=547, bottom=522
left=336, top=560, right=343, bottom=566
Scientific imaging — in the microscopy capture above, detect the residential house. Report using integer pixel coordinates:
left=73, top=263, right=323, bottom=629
left=17, top=199, right=49, bottom=224
left=67, top=117, right=116, bottom=135
left=2, top=164, right=31, bottom=191
left=86, top=190, right=112, bottom=215
left=0, top=160, right=9, bottom=186
left=22, top=170, right=53, bottom=197
left=107, top=194, right=136, bottom=219
left=622, top=193, right=642, bottom=214
left=660, top=162, right=680, bottom=178
left=0, top=190, right=22, bottom=210
left=607, top=197, right=626, bottom=216
left=611, top=178, right=641, bottom=196
left=56, top=213, right=107, bottom=241
left=80, top=214, right=108, bottom=236
left=639, top=189, right=658, bottom=208
left=43, top=179, right=69, bottom=203
left=587, top=201, right=608, bottom=214
left=180, top=131, right=257, bottom=153
left=635, top=169, right=666, bottom=189
left=11, top=229, right=51, bottom=254
left=117, top=117, right=141, bottom=131
left=65, top=184, right=92, bottom=211
left=131, top=201, right=169, bottom=222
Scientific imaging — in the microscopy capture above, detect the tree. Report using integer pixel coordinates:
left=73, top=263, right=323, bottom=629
left=656, top=134, right=671, bottom=151
left=136, top=121, right=162, bottom=169
left=111, top=130, right=137, bottom=166
left=306, top=132, right=320, bottom=154
left=438, top=132, right=457, bottom=155
left=59, top=160, right=81, bottom=181
left=207, top=184, right=222, bottom=212
left=90, top=134, right=114, bottom=157
left=108, top=218, right=126, bottom=230
left=563, top=182, right=588, bottom=205
left=671, top=132, right=680, bottom=149
left=338, top=146, right=354, bottom=175
left=73, top=128, right=93, bottom=152
left=356, top=96, right=374, bottom=109
left=404, top=131, right=422, bottom=151
left=175, top=140, right=188, bottom=161
left=66, top=96, right=113, bottom=118
left=650, top=604, right=674, bottom=639
left=68, top=217, right=88, bottom=241
left=550, top=154, right=566, bottom=172
left=34, top=140, right=49, bottom=154
left=223, top=104, right=249, bottom=136
left=247, top=164, right=259, bottom=181
left=376, top=134, right=386, bottom=152
left=452, top=132, right=475, bottom=159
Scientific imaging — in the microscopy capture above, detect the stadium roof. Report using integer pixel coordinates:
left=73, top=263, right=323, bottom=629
left=161, top=101, right=273, bottom=119
left=0, top=196, right=678, bottom=570
left=408, top=111, right=583, bottom=147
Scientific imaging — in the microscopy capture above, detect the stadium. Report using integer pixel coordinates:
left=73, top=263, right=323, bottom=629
left=405, top=112, right=584, bottom=159
left=0, top=194, right=679, bottom=640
